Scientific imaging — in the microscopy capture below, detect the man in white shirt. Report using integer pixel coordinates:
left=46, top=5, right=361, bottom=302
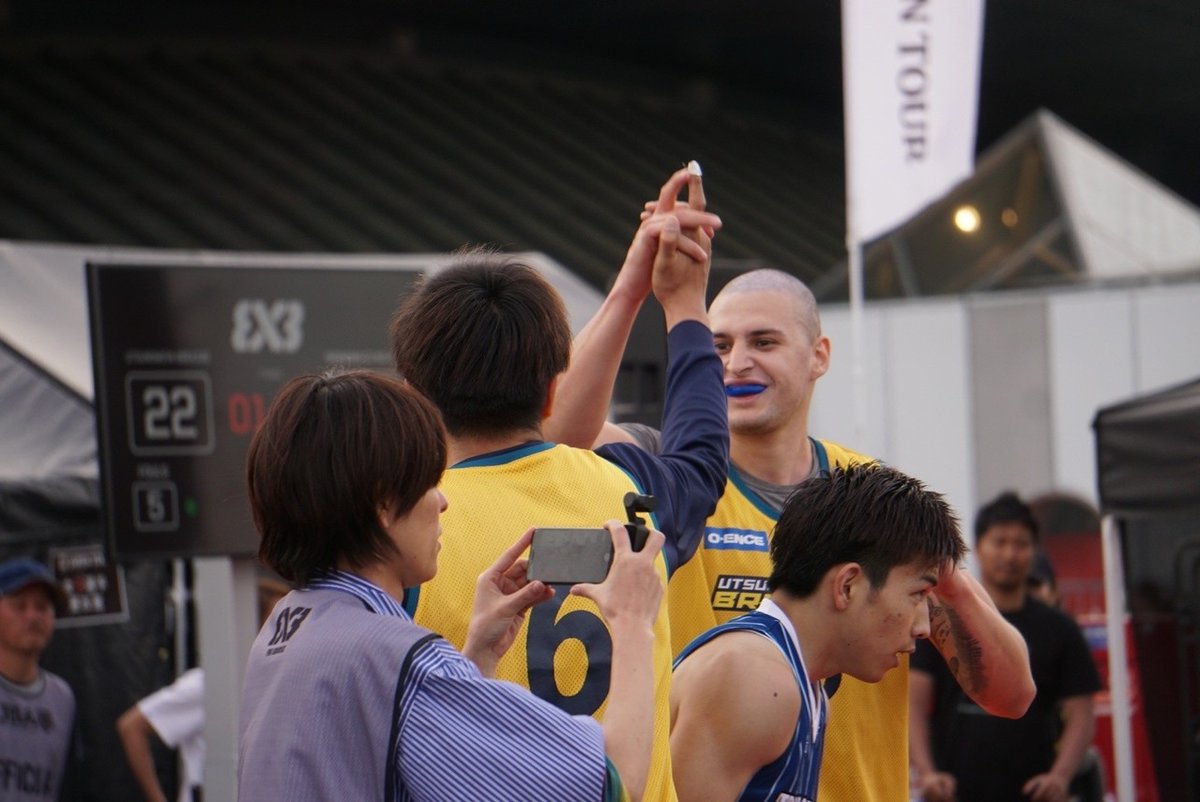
left=117, top=578, right=287, bottom=802
left=117, top=668, right=204, bottom=802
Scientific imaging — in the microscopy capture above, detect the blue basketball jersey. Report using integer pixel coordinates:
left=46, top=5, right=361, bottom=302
left=674, top=602, right=827, bottom=802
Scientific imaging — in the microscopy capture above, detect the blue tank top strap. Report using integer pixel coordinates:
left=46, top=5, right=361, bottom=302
left=810, top=437, right=830, bottom=476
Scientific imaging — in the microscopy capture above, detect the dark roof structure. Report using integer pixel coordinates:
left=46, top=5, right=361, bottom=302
left=0, top=41, right=847, bottom=291
left=3, top=0, right=1197, bottom=299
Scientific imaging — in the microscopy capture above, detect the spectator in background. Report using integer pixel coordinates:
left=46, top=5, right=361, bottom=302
left=117, top=578, right=290, bottom=802
left=1027, top=551, right=1060, bottom=607
left=0, top=556, right=83, bottom=801
left=910, top=492, right=1102, bottom=802
left=1025, top=549, right=1107, bottom=802
left=118, top=667, right=202, bottom=802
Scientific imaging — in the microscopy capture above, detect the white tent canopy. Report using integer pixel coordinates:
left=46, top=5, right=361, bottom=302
left=0, top=240, right=602, bottom=402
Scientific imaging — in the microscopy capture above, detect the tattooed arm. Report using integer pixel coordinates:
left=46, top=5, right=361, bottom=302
left=926, top=565, right=1035, bottom=718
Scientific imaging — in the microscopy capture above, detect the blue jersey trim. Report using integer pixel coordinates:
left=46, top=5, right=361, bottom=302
left=452, top=440, right=554, bottom=468
left=729, top=437, right=829, bottom=519
left=811, top=437, right=830, bottom=476
left=728, top=465, right=780, bottom=519
left=603, top=758, right=626, bottom=802
left=402, top=585, right=420, bottom=617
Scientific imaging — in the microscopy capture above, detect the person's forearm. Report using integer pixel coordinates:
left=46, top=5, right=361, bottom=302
left=1049, top=697, right=1096, bottom=785
left=544, top=284, right=644, bottom=447
left=117, top=711, right=169, bottom=802
left=909, top=712, right=938, bottom=777
left=656, top=321, right=728, bottom=495
left=601, top=622, right=656, bottom=802
left=659, top=290, right=708, bottom=331
left=461, top=641, right=499, bottom=678
left=929, top=570, right=1035, bottom=717
left=908, top=673, right=938, bottom=777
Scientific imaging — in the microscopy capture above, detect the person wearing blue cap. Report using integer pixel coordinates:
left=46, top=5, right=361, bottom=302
left=0, top=556, right=82, bottom=801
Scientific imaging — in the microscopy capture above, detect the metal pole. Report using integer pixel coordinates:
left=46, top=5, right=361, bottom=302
left=195, top=556, right=258, bottom=802
left=1101, top=514, right=1135, bottom=801
left=846, top=235, right=867, bottom=445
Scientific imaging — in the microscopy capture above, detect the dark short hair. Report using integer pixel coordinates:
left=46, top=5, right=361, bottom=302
left=974, top=491, right=1039, bottom=543
left=388, top=248, right=571, bottom=436
left=246, top=370, right=447, bottom=585
left=769, top=465, right=965, bottom=596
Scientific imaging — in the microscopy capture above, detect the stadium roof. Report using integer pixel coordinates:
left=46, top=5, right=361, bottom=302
left=2, top=0, right=1196, bottom=299
left=0, top=41, right=847, bottom=292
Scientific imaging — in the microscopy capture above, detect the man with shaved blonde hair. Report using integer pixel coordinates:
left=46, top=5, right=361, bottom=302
left=549, top=265, right=1035, bottom=802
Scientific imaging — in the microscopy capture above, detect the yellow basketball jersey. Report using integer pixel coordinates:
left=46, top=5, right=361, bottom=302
left=668, top=438, right=901, bottom=802
left=818, top=663, right=910, bottom=802
left=413, top=442, right=678, bottom=802
left=667, top=439, right=873, bottom=653
left=667, top=467, right=776, bottom=654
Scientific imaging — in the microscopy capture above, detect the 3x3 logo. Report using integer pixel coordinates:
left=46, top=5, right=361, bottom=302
left=230, top=299, right=305, bottom=354
left=266, top=606, right=311, bottom=656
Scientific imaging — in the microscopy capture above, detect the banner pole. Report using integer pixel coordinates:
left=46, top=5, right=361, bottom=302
left=846, top=234, right=867, bottom=445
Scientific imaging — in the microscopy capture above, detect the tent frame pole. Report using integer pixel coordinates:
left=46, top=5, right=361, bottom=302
left=1101, top=514, right=1135, bottom=800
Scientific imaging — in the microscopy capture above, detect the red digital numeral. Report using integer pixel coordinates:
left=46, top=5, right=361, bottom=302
left=228, top=392, right=266, bottom=435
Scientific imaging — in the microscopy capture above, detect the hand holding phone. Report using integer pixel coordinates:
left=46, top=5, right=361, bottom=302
left=463, top=527, right=556, bottom=677
left=527, top=527, right=613, bottom=585
left=569, top=521, right=665, bottom=627
left=527, top=494, right=658, bottom=584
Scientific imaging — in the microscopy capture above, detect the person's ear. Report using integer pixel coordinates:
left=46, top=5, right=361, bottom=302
left=541, top=374, right=559, bottom=420
left=831, top=563, right=862, bottom=611
left=811, top=335, right=831, bottom=380
left=376, top=503, right=393, bottom=530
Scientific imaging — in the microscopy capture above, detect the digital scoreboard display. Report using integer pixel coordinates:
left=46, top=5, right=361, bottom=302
left=87, top=264, right=421, bottom=558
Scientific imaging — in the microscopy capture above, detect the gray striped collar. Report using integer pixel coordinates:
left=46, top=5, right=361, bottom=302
left=307, top=569, right=409, bottom=620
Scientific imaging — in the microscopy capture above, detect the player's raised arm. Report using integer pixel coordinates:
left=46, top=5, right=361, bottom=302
left=926, top=564, right=1035, bottom=717
left=546, top=163, right=719, bottom=449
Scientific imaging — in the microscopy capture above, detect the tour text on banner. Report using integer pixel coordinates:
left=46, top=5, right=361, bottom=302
left=842, top=0, right=986, bottom=244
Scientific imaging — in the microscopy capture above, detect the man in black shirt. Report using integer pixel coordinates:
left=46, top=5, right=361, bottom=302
left=909, top=492, right=1102, bottom=802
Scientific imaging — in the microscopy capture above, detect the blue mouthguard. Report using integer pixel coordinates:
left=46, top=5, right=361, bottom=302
left=725, top=384, right=766, bottom=397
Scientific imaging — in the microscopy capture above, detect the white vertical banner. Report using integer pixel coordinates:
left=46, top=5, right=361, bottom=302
left=842, top=0, right=986, bottom=243
left=841, top=0, right=986, bottom=443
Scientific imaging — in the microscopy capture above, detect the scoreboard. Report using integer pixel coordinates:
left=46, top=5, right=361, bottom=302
left=87, top=263, right=421, bottom=558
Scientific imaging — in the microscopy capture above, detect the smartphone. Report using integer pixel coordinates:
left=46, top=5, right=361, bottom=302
left=526, top=527, right=613, bottom=585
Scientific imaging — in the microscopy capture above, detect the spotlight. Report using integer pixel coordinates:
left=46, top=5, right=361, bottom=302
left=954, top=205, right=981, bottom=233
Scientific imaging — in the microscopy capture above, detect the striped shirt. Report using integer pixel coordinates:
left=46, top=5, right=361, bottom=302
left=301, top=570, right=626, bottom=802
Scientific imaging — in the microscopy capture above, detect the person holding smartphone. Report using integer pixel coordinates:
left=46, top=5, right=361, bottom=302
left=237, top=370, right=667, bottom=802
left=389, top=164, right=726, bottom=802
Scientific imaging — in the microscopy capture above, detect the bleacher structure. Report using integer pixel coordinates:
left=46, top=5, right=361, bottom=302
left=0, top=41, right=848, bottom=292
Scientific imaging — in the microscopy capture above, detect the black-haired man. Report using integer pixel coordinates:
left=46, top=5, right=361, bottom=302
left=910, top=492, right=1102, bottom=802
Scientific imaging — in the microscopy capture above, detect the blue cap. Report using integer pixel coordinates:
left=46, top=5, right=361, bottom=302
left=0, top=558, right=68, bottom=613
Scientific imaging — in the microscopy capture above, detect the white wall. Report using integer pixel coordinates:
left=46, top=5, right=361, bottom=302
left=813, top=298, right=976, bottom=526
left=1046, top=292, right=1136, bottom=502
left=813, top=280, right=1200, bottom=527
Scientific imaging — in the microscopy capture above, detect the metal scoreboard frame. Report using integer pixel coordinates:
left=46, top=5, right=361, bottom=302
left=87, top=263, right=422, bottom=558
